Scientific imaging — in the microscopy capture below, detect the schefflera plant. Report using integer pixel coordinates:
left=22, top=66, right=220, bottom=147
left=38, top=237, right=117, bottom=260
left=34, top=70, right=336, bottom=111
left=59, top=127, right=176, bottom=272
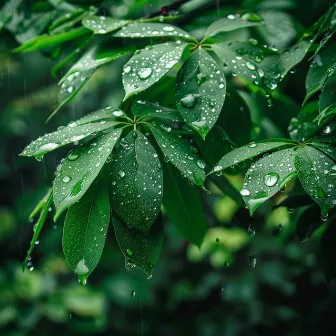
left=17, top=1, right=336, bottom=283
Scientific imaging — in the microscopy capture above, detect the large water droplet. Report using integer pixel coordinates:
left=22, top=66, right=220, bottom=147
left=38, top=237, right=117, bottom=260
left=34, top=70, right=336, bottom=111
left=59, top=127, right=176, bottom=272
left=63, top=176, right=71, bottom=183
left=248, top=254, right=257, bottom=268
left=240, top=188, right=250, bottom=196
left=126, top=248, right=133, bottom=256
left=119, top=171, right=125, bottom=177
left=245, top=62, right=256, bottom=71
left=137, top=67, right=152, bottom=80
left=181, top=94, right=197, bottom=107
left=264, top=172, right=279, bottom=187
left=240, top=12, right=263, bottom=22
left=68, top=150, right=79, bottom=161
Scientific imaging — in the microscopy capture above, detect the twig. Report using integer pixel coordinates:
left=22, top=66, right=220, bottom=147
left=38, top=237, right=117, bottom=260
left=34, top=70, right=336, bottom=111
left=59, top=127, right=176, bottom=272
left=146, top=0, right=191, bottom=18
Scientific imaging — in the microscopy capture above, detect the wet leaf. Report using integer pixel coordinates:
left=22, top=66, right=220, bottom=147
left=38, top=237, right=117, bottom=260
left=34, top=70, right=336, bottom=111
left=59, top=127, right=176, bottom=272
left=112, top=213, right=164, bottom=277
left=110, top=130, right=163, bottom=232
left=311, top=142, right=336, bottom=162
left=0, top=0, right=22, bottom=32
left=49, top=43, right=134, bottom=121
left=211, top=139, right=296, bottom=173
left=63, top=172, right=110, bottom=285
left=150, top=125, right=206, bottom=186
left=122, top=41, right=188, bottom=100
left=23, top=189, right=53, bottom=269
left=20, top=120, right=119, bottom=158
left=53, top=129, right=122, bottom=219
left=304, top=44, right=336, bottom=104
left=205, top=13, right=264, bottom=38
left=176, top=47, right=226, bottom=138
left=114, top=22, right=194, bottom=42
left=82, top=15, right=128, bottom=34
left=319, top=70, right=336, bottom=123
left=241, top=148, right=297, bottom=215
left=163, top=163, right=207, bottom=247
left=294, top=145, right=336, bottom=214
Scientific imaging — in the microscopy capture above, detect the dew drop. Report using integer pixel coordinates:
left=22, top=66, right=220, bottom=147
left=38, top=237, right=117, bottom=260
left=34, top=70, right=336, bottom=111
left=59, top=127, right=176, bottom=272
left=119, top=171, right=125, bottom=177
left=240, top=188, right=250, bottom=196
left=249, top=254, right=257, bottom=268
left=248, top=142, right=257, bottom=148
left=63, top=176, right=71, bottom=183
left=264, top=172, right=279, bottom=187
left=245, top=62, right=256, bottom=71
left=123, top=65, right=131, bottom=73
left=137, top=67, right=152, bottom=80
left=67, top=150, right=79, bottom=161
left=126, top=248, right=133, bottom=256
left=181, top=94, right=197, bottom=107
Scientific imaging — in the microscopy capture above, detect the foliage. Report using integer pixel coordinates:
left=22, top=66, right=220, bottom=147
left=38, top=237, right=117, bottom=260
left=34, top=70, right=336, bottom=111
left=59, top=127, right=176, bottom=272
left=1, top=0, right=336, bottom=288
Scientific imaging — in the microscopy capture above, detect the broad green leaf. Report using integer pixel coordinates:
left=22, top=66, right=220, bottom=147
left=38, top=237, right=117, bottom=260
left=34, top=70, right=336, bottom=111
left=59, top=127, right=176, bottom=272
left=53, top=129, right=122, bottom=219
left=294, top=145, right=336, bottom=215
left=13, top=27, right=90, bottom=53
left=205, top=13, right=264, bottom=38
left=82, top=15, right=129, bottom=34
left=114, top=22, right=194, bottom=42
left=150, top=125, right=206, bottom=186
left=211, top=139, right=296, bottom=173
left=20, top=120, right=118, bottom=158
left=63, top=173, right=110, bottom=285
left=242, top=148, right=297, bottom=215
left=23, top=189, right=53, bottom=269
left=176, top=47, right=226, bottom=138
left=304, top=44, right=336, bottom=104
left=110, top=130, right=163, bottom=232
left=0, top=0, right=22, bottom=32
left=311, top=142, right=336, bottom=161
left=74, top=106, right=127, bottom=125
left=319, top=71, right=336, bottom=120
left=163, top=163, right=207, bottom=247
left=49, top=43, right=134, bottom=121
left=122, top=41, right=188, bottom=100
left=112, top=213, right=164, bottom=277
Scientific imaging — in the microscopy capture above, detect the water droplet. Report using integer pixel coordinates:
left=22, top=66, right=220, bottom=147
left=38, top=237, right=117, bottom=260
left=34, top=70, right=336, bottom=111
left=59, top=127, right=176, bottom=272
left=240, top=189, right=250, bottom=196
left=245, top=62, right=256, bottom=70
left=67, top=150, right=79, bottom=161
left=248, top=224, right=255, bottom=237
left=119, top=171, right=125, bottom=177
left=227, top=14, right=235, bottom=20
left=181, top=94, right=197, bottom=107
left=197, top=73, right=207, bottom=85
left=197, top=160, right=205, bottom=169
left=163, top=26, right=174, bottom=31
left=126, top=248, right=133, bottom=256
left=131, top=290, right=136, bottom=297
left=249, top=142, right=257, bottom=148
left=112, top=110, right=124, bottom=117
left=123, top=65, right=131, bottom=73
left=137, top=67, right=152, bottom=80
left=98, top=28, right=107, bottom=34
left=321, top=213, right=328, bottom=222
left=287, top=208, right=294, bottom=214
left=264, top=173, right=279, bottom=187
left=257, top=69, right=264, bottom=77
left=249, top=38, right=258, bottom=45
left=132, top=131, right=138, bottom=139
left=63, top=176, right=71, bottom=183
left=249, top=254, right=257, bottom=268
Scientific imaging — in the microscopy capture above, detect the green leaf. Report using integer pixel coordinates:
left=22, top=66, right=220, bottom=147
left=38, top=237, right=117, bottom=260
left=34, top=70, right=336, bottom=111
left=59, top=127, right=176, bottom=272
left=311, top=142, right=336, bottom=161
left=176, top=47, right=226, bottom=138
left=0, top=0, right=22, bottom=32
left=82, top=15, right=129, bottom=34
left=112, top=213, right=164, bottom=277
left=211, top=139, right=296, bottom=173
left=163, top=163, right=207, bottom=247
left=63, top=172, right=110, bottom=285
left=205, top=12, right=264, bottom=38
left=241, top=148, right=297, bottom=215
left=319, top=70, right=336, bottom=122
left=13, top=27, right=90, bottom=53
left=49, top=43, right=134, bottom=121
left=29, top=187, right=53, bottom=220
left=150, top=125, right=206, bottom=186
left=122, top=41, right=188, bottom=100
left=74, top=106, right=127, bottom=125
left=53, top=129, right=122, bottom=219
left=110, top=130, right=163, bottom=232
left=294, top=145, right=336, bottom=215
left=23, top=189, right=53, bottom=269
left=20, top=120, right=119, bottom=158
left=114, top=22, right=194, bottom=42
left=304, top=44, right=336, bottom=105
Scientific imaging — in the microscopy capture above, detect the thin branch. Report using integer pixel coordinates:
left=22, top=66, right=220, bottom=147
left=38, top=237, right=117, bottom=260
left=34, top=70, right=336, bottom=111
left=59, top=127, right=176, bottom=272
left=146, top=0, right=191, bottom=18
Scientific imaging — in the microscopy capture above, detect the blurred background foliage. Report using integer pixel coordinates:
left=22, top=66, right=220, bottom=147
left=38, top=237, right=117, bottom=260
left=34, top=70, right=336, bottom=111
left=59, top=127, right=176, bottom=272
left=1, top=0, right=336, bottom=335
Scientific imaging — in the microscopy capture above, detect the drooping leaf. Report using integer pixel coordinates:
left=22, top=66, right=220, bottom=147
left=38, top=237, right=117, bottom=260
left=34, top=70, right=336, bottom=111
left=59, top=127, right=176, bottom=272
left=110, top=130, right=163, bottom=232
left=205, top=12, right=264, bottom=38
left=304, top=44, right=336, bottom=104
left=82, top=15, right=129, bottom=34
left=150, top=125, right=206, bottom=186
left=63, top=172, right=110, bottom=285
left=23, top=189, right=53, bottom=269
left=112, top=213, right=164, bottom=277
left=122, top=41, right=188, bottom=100
left=0, top=0, right=22, bottom=32
left=294, top=145, right=336, bottom=215
left=211, top=139, right=296, bottom=173
left=49, top=43, right=134, bottom=121
left=241, top=148, right=297, bottom=215
left=53, top=129, right=122, bottom=219
left=13, top=27, right=90, bottom=53
left=176, top=47, right=226, bottom=138
left=20, top=120, right=119, bottom=158
left=163, top=163, right=207, bottom=247
left=114, top=22, right=194, bottom=42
